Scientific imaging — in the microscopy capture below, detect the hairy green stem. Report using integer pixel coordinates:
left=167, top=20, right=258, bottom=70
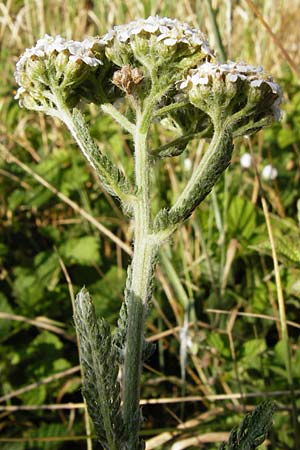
left=122, top=97, right=157, bottom=448
left=153, top=100, right=190, bottom=118
left=101, top=103, right=136, bottom=135
left=168, top=125, right=233, bottom=224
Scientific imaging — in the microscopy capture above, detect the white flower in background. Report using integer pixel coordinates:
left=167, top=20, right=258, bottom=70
left=183, top=158, right=192, bottom=171
left=240, top=152, right=252, bottom=169
left=262, top=164, right=278, bottom=180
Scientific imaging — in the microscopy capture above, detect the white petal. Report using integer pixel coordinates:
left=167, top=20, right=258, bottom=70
left=69, top=55, right=81, bottom=63
left=157, top=33, right=168, bottom=42
left=180, top=37, right=190, bottom=44
left=179, top=79, right=189, bottom=89
left=159, top=25, right=169, bottom=34
left=143, top=23, right=159, bottom=32
left=227, top=73, right=239, bottom=82
left=82, top=56, right=100, bottom=66
left=267, top=81, right=280, bottom=94
left=191, top=73, right=209, bottom=85
left=68, top=42, right=83, bottom=55
left=250, top=79, right=264, bottom=88
left=191, top=35, right=203, bottom=45
left=163, top=38, right=178, bottom=46
left=14, top=86, right=26, bottom=99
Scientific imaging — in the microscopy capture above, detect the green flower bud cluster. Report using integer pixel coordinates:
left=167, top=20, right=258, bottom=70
left=15, top=17, right=282, bottom=135
left=14, top=34, right=107, bottom=110
left=179, top=61, right=282, bottom=136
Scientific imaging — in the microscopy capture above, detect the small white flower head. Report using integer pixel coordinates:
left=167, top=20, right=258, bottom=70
left=102, top=16, right=214, bottom=81
left=183, top=158, right=192, bottom=171
left=180, top=61, right=282, bottom=136
left=240, top=153, right=252, bottom=169
left=15, top=35, right=106, bottom=110
left=262, top=164, right=278, bottom=180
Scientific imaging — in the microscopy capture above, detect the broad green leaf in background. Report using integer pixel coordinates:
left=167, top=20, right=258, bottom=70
left=227, top=197, right=257, bottom=243
left=90, top=266, right=126, bottom=321
left=24, top=331, right=70, bottom=379
left=19, top=384, right=47, bottom=405
left=13, top=266, right=45, bottom=311
left=240, top=338, right=267, bottom=369
left=208, top=332, right=231, bottom=359
left=60, top=235, right=100, bottom=266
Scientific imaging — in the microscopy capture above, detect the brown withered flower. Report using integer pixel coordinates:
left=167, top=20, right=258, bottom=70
left=112, top=65, right=144, bottom=94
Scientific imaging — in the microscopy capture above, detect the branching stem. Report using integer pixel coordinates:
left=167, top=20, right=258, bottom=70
left=160, top=124, right=234, bottom=230
left=101, top=103, right=136, bottom=135
left=50, top=88, right=135, bottom=205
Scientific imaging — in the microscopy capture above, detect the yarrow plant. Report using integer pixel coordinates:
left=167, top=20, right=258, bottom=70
left=15, top=16, right=282, bottom=450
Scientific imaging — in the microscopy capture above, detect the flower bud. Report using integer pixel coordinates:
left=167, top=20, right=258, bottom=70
left=54, top=49, right=69, bottom=79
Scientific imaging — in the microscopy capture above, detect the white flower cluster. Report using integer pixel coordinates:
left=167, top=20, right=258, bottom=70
left=102, top=16, right=213, bottom=54
left=180, top=61, right=280, bottom=94
left=14, top=35, right=104, bottom=102
left=16, top=35, right=103, bottom=73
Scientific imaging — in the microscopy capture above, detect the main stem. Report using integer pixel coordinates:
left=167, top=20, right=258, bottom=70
left=122, top=97, right=156, bottom=448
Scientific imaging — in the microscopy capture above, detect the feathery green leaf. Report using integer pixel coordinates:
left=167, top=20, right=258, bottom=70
left=74, top=288, right=125, bottom=450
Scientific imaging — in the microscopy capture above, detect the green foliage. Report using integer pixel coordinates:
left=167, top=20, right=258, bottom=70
left=219, top=401, right=276, bottom=450
left=91, top=266, right=126, bottom=320
left=227, top=197, right=257, bottom=243
left=0, top=444, right=24, bottom=450
left=61, top=236, right=101, bottom=266
left=0, top=292, right=14, bottom=338
left=27, top=423, right=70, bottom=450
left=73, top=288, right=125, bottom=449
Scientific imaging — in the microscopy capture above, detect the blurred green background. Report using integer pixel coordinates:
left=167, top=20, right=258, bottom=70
left=1, top=1, right=300, bottom=448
